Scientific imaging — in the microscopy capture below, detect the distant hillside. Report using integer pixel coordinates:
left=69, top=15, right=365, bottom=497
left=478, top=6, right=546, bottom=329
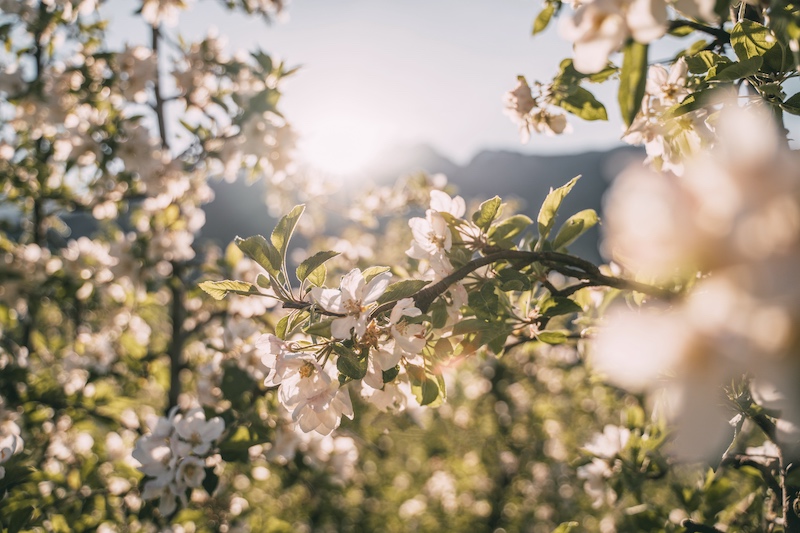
left=116, top=144, right=646, bottom=263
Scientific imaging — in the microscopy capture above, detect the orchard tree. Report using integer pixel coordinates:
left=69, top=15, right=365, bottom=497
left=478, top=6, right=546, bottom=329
left=1, top=0, right=800, bottom=532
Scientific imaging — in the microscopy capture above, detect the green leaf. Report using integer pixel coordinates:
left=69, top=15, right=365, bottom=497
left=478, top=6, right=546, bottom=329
left=496, top=268, right=532, bottom=292
left=488, top=214, right=533, bottom=245
left=7, top=506, right=34, bottom=533
left=537, top=330, right=569, bottom=344
left=556, top=58, right=616, bottom=84
left=540, top=297, right=583, bottom=318
left=383, top=365, right=400, bottom=383
left=707, top=56, right=763, bottom=81
left=305, top=318, right=334, bottom=338
left=618, top=41, right=648, bottom=127
left=452, top=318, right=494, bottom=336
left=472, top=196, right=502, bottom=231
left=377, top=279, right=429, bottom=305
left=431, top=299, right=449, bottom=329
left=202, top=467, right=219, bottom=495
left=552, top=209, right=598, bottom=250
left=782, top=91, right=800, bottom=115
left=275, top=315, right=290, bottom=340
left=410, top=374, right=440, bottom=406
left=271, top=204, right=305, bottom=258
left=537, top=176, right=580, bottom=244
left=199, top=280, right=259, bottom=300
left=685, top=51, right=730, bottom=74
left=337, top=350, right=367, bottom=380
left=256, top=273, right=271, bottom=290
left=532, top=3, right=555, bottom=35
left=556, top=86, right=607, bottom=121
left=235, top=235, right=282, bottom=277
left=362, top=266, right=391, bottom=283
left=306, top=263, right=327, bottom=287
left=667, top=85, right=735, bottom=118
left=297, top=250, right=339, bottom=283
left=731, top=20, right=785, bottom=72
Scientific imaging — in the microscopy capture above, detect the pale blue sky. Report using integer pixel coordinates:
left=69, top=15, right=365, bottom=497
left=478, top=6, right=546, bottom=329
left=105, top=1, right=638, bottom=170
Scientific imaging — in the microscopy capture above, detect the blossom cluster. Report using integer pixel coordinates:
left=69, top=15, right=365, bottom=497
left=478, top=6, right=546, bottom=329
left=133, top=408, right=225, bottom=516
left=622, top=58, right=714, bottom=175
left=503, top=77, right=570, bottom=142
left=559, top=0, right=716, bottom=74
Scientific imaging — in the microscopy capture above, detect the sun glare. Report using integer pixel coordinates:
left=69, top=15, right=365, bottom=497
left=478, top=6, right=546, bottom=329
left=297, top=111, right=391, bottom=178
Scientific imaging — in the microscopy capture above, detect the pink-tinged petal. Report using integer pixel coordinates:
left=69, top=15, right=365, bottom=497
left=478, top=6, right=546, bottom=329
left=429, top=190, right=466, bottom=218
left=406, top=241, right=431, bottom=260
left=339, top=268, right=365, bottom=303
left=394, top=332, right=426, bottom=355
left=667, top=58, right=688, bottom=86
left=389, top=297, right=421, bottom=325
left=353, top=315, right=370, bottom=339
left=331, top=316, right=356, bottom=339
left=362, top=271, right=391, bottom=304
left=311, top=287, right=344, bottom=313
left=376, top=347, right=401, bottom=370
left=428, top=212, right=452, bottom=251
left=363, top=357, right=385, bottom=389
left=409, top=218, right=435, bottom=253
left=645, top=65, right=668, bottom=96
left=335, top=388, right=354, bottom=419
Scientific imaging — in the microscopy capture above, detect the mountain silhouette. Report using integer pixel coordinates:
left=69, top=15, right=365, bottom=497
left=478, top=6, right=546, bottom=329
left=199, top=143, right=645, bottom=263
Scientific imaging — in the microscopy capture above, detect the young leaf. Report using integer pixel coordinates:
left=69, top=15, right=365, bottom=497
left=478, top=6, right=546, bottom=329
left=472, top=196, right=502, bottom=231
left=256, top=273, right=271, bottom=290
left=556, top=86, right=608, bottom=121
left=275, top=314, right=290, bottom=340
left=532, top=3, right=555, bottom=35
left=537, top=330, right=569, bottom=344
left=410, top=373, right=440, bottom=406
left=537, top=175, right=580, bottom=244
left=362, top=265, right=391, bottom=283
left=782, top=92, right=800, bottom=115
left=552, top=208, right=598, bottom=250
left=618, top=41, right=648, bottom=127
left=730, top=20, right=785, bottom=72
left=707, top=56, right=763, bottom=82
left=271, top=204, right=305, bottom=257
left=305, top=318, right=335, bottom=338
left=235, top=235, right=282, bottom=277
left=540, top=297, right=583, bottom=318
left=337, top=351, right=367, bottom=380
left=297, top=250, right=339, bottom=282
left=376, top=279, right=429, bottom=305
left=488, top=214, right=533, bottom=244
left=306, top=263, right=327, bottom=287
left=685, top=51, right=730, bottom=74
left=199, top=280, right=259, bottom=300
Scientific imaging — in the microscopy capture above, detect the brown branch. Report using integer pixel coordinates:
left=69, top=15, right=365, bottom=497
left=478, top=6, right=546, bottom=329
left=668, top=20, right=730, bottom=41
left=411, top=250, right=675, bottom=313
left=151, top=25, right=169, bottom=151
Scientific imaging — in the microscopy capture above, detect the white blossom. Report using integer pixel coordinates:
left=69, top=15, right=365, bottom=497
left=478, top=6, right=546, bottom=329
left=311, top=268, right=391, bottom=339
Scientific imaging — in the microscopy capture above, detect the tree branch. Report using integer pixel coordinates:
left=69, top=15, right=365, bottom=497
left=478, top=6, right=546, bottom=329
left=668, top=20, right=730, bottom=42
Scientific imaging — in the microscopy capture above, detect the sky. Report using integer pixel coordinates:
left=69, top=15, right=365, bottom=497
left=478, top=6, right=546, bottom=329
left=105, top=1, right=633, bottom=172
